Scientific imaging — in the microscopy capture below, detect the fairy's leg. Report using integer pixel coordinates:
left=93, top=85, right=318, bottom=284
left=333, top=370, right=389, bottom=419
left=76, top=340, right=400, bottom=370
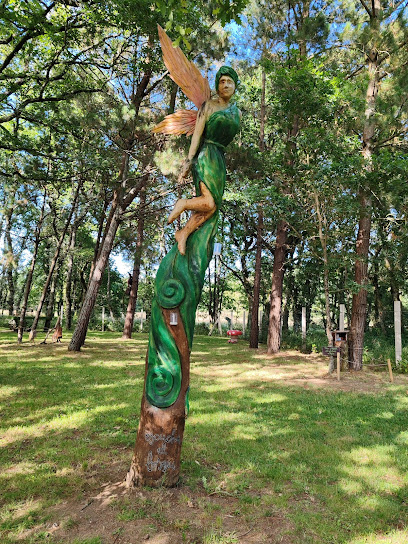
left=175, top=208, right=216, bottom=255
left=172, top=183, right=217, bottom=255
left=168, top=183, right=215, bottom=224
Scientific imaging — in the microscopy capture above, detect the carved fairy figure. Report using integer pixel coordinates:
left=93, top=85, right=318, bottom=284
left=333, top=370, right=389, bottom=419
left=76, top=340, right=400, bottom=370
left=127, top=27, right=241, bottom=488
left=153, top=26, right=241, bottom=255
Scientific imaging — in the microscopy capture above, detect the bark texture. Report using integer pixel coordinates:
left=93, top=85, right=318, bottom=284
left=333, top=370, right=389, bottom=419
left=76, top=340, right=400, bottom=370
left=68, top=198, right=121, bottom=350
left=5, top=206, right=15, bottom=316
left=29, top=183, right=81, bottom=341
left=17, top=197, right=44, bottom=342
left=44, top=263, right=59, bottom=331
left=349, top=1, right=380, bottom=369
left=126, top=308, right=189, bottom=487
left=122, top=186, right=146, bottom=339
left=249, top=207, right=263, bottom=348
left=267, top=220, right=288, bottom=353
left=65, top=218, right=78, bottom=330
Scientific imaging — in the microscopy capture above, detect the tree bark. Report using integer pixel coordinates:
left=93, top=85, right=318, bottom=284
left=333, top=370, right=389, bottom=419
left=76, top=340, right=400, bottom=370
left=249, top=207, right=263, bottom=348
left=29, top=182, right=81, bottom=341
left=44, top=261, right=59, bottom=331
left=349, top=2, right=380, bottom=370
left=5, top=206, right=15, bottom=316
left=65, top=218, right=78, bottom=330
left=313, top=190, right=332, bottom=345
left=168, top=81, right=178, bottom=114
left=267, top=114, right=298, bottom=354
left=349, top=191, right=372, bottom=369
left=267, top=220, right=288, bottom=352
left=89, top=196, right=108, bottom=283
left=126, top=308, right=190, bottom=487
left=249, top=68, right=266, bottom=349
left=68, top=190, right=122, bottom=351
left=122, top=185, right=146, bottom=339
left=5, top=220, right=15, bottom=316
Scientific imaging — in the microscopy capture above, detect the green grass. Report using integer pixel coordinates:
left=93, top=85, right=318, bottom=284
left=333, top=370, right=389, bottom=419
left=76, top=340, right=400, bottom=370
left=1, top=330, right=408, bottom=543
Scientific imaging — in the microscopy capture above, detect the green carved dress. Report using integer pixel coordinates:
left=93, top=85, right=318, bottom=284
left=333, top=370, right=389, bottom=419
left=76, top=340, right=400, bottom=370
left=146, top=103, right=240, bottom=408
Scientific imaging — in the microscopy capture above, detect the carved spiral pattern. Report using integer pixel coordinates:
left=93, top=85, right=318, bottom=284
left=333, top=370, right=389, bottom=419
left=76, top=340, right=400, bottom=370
left=157, top=278, right=185, bottom=308
left=146, top=366, right=175, bottom=408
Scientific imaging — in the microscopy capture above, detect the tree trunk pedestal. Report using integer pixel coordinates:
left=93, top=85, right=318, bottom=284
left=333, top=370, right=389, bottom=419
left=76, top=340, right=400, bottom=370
left=126, top=308, right=190, bottom=488
left=126, top=394, right=187, bottom=487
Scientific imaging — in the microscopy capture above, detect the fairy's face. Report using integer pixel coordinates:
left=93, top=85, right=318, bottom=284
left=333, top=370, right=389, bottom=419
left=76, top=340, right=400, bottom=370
left=217, top=75, right=236, bottom=99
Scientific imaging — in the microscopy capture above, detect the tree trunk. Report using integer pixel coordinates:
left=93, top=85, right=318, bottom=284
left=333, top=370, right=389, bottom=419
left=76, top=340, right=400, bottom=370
left=68, top=195, right=122, bottom=351
left=17, top=189, right=47, bottom=344
left=126, top=308, right=190, bottom=487
left=250, top=68, right=266, bottom=349
left=4, top=205, right=15, bottom=316
left=89, top=197, right=108, bottom=283
left=122, top=186, right=146, bottom=339
left=349, top=192, right=372, bottom=369
left=44, top=262, right=59, bottom=331
left=266, top=117, right=298, bottom=354
left=29, top=182, right=81, bottom=341
left=313, top=190, right=332, bottom=345
left=67, top=61, right=152, bottom=350
left=349, top=5, right=379, bottom=370
left=168, top=81, right=178, bottom=114
left=249, top=207, right=263, bottom=348
left=65, top=219, right=78, bottom=330
left=267, top=220, right=288, bottom=353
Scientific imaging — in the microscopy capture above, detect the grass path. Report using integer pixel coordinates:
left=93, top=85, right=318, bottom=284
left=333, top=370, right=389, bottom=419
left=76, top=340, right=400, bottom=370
left=1, top=331, right=408, bottom=544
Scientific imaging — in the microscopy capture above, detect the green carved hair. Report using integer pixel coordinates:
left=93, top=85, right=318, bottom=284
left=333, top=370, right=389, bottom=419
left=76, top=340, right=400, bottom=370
left=215, top=66, right=239, bottom=91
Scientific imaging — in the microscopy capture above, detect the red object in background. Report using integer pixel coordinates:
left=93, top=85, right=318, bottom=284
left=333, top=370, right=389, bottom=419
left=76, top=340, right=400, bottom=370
left=227, top=330, right=243, bottom=343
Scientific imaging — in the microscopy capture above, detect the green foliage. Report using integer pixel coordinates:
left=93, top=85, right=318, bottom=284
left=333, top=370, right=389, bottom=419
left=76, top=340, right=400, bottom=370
left=396, top=351, right=408, bottom=374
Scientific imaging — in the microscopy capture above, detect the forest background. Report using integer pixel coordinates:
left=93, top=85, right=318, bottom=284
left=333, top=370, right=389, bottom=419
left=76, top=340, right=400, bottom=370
left=0, top=0, right=407, bottom=370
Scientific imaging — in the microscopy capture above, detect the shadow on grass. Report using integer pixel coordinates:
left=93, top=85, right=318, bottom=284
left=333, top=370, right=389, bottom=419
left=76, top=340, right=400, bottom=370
left=183, top=375, right=408, bottom=543
left=0, top=333, right=407, bottom=544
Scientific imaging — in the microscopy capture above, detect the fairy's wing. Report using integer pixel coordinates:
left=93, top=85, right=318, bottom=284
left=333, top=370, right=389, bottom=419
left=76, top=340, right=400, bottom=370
left=152, top=109, right=197, bottom=136
left=158, top=25, right=210, bottom=109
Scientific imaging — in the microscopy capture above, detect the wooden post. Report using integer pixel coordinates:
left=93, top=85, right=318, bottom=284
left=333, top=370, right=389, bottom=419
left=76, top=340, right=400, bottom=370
left=102, top=307, right=105, bottom=332
left=387, top=358, right=394, bottom=383
left=394, top=300, right=402, bottom=366
left=339, top=304, right=345, bottom=331
left=337, top=351, right=341, bottom=381
left=231, top=310, right=234, bottom=329
left=243, top=311, right=246, bottom=336
left=259, top=309, right=263, bottom=334
left=218, top=313, right=222, bottom=335
left=140, top=309, right=144, bottom=332
left=302, top=307, right=306, bottom=340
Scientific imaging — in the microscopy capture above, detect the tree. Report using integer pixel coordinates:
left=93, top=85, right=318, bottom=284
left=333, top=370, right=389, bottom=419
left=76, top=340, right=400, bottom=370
left=122, top=184, right=147, bottom=339
left=342, top=0, right=408, bottom=369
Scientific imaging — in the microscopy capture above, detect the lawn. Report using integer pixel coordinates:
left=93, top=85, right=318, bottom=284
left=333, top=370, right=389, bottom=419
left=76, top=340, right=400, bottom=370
left=1, top=330, right=408, bottom=544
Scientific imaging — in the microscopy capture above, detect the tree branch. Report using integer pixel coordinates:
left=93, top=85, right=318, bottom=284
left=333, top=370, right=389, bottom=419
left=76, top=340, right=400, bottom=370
left=358, top=0, right=372, bottom=17
left=0, top=87, right=104, bottom=124
left=143, top=70, right=169, bottom=97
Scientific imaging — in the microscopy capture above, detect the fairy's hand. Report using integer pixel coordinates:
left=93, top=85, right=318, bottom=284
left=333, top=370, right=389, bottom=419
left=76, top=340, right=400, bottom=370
left=178, top=159, right=192, bottom=183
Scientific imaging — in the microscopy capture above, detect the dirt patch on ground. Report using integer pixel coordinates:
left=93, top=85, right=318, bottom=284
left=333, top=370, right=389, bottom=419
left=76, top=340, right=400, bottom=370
left=204, top=349, right=406, bottom=394
left=36, top=474, right=294, bottom=544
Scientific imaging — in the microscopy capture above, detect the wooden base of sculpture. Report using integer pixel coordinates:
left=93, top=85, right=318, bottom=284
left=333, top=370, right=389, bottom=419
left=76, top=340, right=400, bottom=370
left=126, top=308, right=190, bottom=488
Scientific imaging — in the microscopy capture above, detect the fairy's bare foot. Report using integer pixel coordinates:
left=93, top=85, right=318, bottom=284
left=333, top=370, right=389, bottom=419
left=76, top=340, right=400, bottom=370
left=168, top=199, right=187, bottom=224
left=175, top=229, right=187, bottom=255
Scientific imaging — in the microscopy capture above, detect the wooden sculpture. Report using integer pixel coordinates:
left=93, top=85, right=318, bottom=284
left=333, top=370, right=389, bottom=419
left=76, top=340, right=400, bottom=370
left=126, top=26, right=240, bottom=487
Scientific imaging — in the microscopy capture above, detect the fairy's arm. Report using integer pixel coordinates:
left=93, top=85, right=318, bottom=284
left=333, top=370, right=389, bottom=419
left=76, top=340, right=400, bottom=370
left=179, top=102, right=208, bottom=181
